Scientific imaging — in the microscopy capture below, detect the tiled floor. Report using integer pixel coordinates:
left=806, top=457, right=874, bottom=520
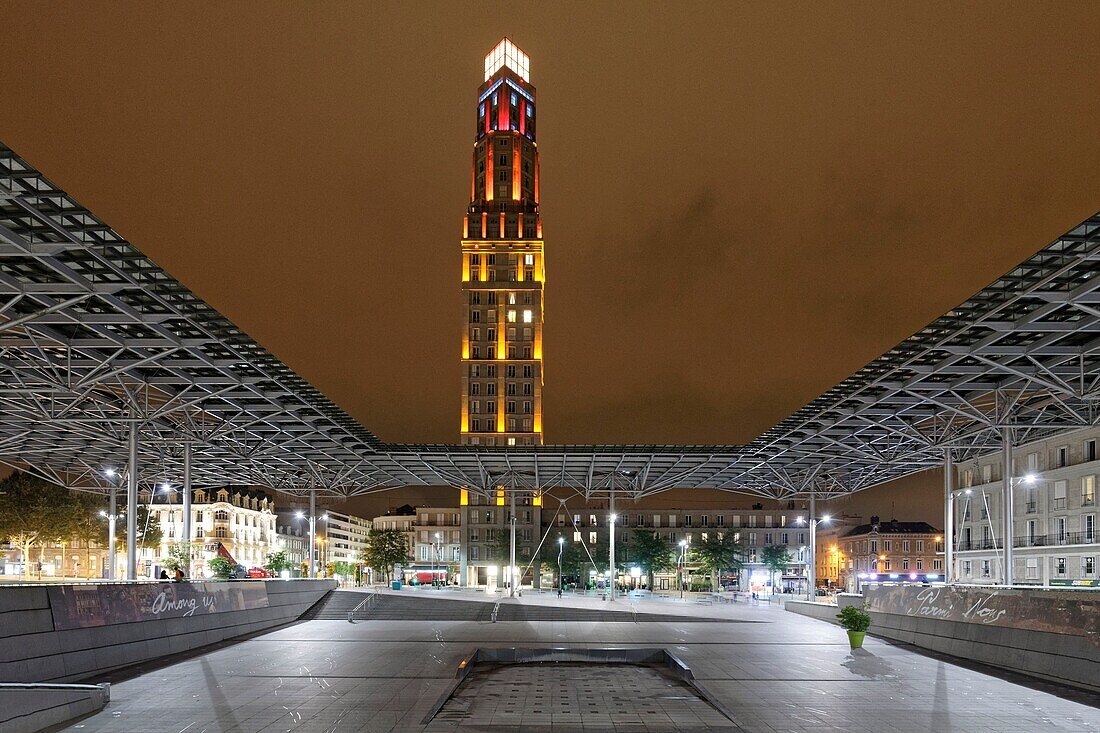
left=62, top=590, right=1100, bottom=732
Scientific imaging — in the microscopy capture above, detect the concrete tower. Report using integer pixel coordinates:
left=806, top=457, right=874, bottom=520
left=460, top=38, right=544, bottom=446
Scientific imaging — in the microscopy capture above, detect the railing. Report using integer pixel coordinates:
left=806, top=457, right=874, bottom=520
left=1013, top=531, right=1096, bottom=548
left=1053, top=498, right=1067, bottom=510
left=346, top=591, right=379, bottom=622
left=1025, top=502, right=1037, bottom=514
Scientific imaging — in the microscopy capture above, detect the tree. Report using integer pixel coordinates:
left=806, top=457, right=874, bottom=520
left=360, top=527, right=409, bottom=583
left=161, top=542, right=191, bottom=575
left=263, top=550, right=293, bottom=575
left=488, top=528, right=511, bottom=563
left=0, top=472, right=86, bottom=576
left=692, top=532, right=746, bottom=592
left=207, top=555, right=234, bottom=580
left=760, top=545, right=793, bottom=592
left=115, top=504, right=162, bottom=548
left=627, top=529, right=675, bottom=589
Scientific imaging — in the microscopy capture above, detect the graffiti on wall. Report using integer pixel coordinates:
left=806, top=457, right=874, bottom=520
left=49, top=581, right=270, bottom=630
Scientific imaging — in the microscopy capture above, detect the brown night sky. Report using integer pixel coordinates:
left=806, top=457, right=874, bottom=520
left=2, top=4, right=1100, bottom=521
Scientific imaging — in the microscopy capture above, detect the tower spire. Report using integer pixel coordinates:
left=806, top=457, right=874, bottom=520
left=460, top=38, right=544, bottom=447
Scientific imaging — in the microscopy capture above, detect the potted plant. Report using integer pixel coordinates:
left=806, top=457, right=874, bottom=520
left=837, top=604, right=872, bottom=649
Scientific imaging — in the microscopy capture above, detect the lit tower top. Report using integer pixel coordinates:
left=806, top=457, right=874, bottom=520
left=484, top=38, right=530, bottom=83
left=460, top=37, right=545, bottom=448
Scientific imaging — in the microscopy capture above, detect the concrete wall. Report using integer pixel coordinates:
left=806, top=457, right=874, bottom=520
left=0, top=579, right=334, bottom=684
left=0, top=683, right=110, bottom=733
left=787, top=588, right=1100, bottom=693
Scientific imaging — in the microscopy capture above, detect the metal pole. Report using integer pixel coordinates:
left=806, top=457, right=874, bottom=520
left=309, top=488, right=317, bottom=579
left=126, top=427, right=139, bottom=580
left=557, top=539, right=563, bottom=596
left=182, top=445, right=192, bottom=576
left=608, top=484, right=616, bottom=602
left=944, top=448, right=953, bottom=584
left=509, top=486, right=517, bottom=598
left=1002, top=426, right=1014, bottom=586
left=108, top=484, right=117, bottom=580
left=807, top=494, right=816, bottom=600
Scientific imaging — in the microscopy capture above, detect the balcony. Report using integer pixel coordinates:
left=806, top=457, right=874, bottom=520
left=1012, top=531, right=1096, bottom=548
left=956, top=538, right=998, bottom=551
left=1052, top=498, right=1067, bottom=510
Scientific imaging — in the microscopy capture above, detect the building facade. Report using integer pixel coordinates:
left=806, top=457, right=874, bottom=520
left=954, top=426, right=1099, bottom=587
left=323, top=510, right=371, bottom=569
left=459, top=489, right=542, bottom=587
left=151, top=487, right=278, bottom=577
left=839, top=517, right=943, bottom=591
left=814, top=514, right=863, bottom=589
left=371, top=505, right=417, bottom=562
left=460, top=38, right=545, bottom=447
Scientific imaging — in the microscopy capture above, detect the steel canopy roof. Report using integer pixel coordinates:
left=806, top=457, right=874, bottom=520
left=2, top=140, right=1099, bottom=501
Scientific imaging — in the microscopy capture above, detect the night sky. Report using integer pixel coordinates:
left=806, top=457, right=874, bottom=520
left=3, top=4, right=1099, bottom=521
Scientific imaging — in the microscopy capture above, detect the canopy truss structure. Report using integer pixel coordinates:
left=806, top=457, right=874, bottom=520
left=2, top=140, right=1099, bottom=502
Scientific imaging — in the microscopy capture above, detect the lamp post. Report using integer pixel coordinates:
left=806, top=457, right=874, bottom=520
left=678, top=539, right=688, bottom=600
left=608, top=513, right=617, bottom=602
left=103, top=468, right=119, bottom=580
left=557, top=536, right=564, bottom=597
left=796, top=511, right=832, bottom=600
left=434, top=532, right=442, bottom=586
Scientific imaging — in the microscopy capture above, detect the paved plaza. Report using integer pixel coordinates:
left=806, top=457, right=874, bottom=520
left=62, top=589, right=1100, bottom=732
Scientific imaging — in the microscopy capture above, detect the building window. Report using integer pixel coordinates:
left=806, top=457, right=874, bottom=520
left=1026, top=558, right=1039, bottom=579
left=1056, top=557, right=1067, bottom=575
left=1087, top=440, right=1097, bottom=463
left=1057, top=445, right=1068, bottom=468
left=1084, top=476, right=1096, bottom=506
left=980, top=560, right=990, bottom=578
left=1085, top=557, right=1096, bottom=576
left=522, top=309, right=533, bottom=323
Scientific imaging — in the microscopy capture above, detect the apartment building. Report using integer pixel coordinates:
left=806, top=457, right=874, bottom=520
left=459, top=489, right=542, bottom=587
left=371, top=505, right=417, bottom=562
left=410, top=507, right=462, bottom=582
left=541, top=504, right=815, bottom=592
left=151, top=487, right=277, bottom=576
left=840, top=516, right=943, bottom=591
left=954, top=426, right=1099, bottom=587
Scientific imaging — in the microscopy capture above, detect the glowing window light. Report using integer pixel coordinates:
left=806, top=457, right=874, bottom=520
left=522, top=310, right=533, bottom=323
left=484, top=38, right=530, bottom=83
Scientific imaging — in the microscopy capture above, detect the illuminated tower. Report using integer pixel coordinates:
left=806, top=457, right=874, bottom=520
left=460, top=38, right=545, bottom=447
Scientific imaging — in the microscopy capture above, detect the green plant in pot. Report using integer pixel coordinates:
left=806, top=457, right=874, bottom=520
left=837, top=604, right=872, bottom=649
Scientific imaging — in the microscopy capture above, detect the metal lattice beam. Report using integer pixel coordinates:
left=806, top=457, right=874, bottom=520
left=2, top=140, right=1099, bottom=501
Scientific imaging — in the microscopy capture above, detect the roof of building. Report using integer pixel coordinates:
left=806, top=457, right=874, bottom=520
left=842, top=517, right=940, bottom=537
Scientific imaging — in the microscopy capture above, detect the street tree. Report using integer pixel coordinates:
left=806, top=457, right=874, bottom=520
left=691, top=532, right=746, bottom=592
left=360, top=527, right=409, bottom=582
left=760, top=545, right=793, bottom=592
left=0, top=472, right=86, bottom=576
left=627, top=529, right=675, bottom=589
left=262, top=550, right=293, bottom=575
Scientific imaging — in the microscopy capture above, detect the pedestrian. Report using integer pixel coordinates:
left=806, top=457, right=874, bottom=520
left=158, top=569, right=169, bottom=580
left=557, top=586, right=562, bottom=599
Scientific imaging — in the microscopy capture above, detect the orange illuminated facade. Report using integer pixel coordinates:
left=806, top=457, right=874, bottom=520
left=460, top=38, right=544, bottom=447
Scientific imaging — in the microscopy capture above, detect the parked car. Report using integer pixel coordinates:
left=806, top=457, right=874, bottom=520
left=247, top=567, right=273, bottom=579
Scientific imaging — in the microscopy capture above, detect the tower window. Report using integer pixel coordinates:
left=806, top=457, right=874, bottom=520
left=522, top=310, right=533, bottom=323
left=511, top=92, right=518, bottom=106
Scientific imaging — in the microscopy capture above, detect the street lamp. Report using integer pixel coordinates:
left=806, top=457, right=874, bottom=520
left=433, top=531, right=442, bottom=586
left=678, top=539, right=689, bottom=600
left=557, top=536, right=564, bottom=597
left=608, top=513, right=618, bottom=601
